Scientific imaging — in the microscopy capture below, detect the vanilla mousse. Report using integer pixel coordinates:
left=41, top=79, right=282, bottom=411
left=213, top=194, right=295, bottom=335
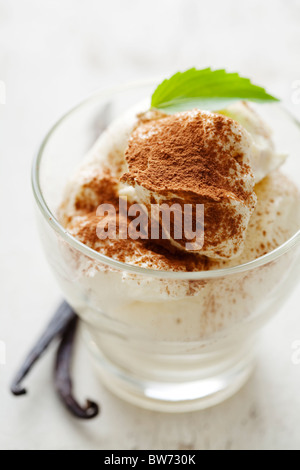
left=46, top=72, right=300, bottom=411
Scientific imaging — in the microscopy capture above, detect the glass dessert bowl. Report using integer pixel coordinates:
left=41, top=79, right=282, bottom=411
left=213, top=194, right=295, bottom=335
left=32, top=80, right=300, bottom=412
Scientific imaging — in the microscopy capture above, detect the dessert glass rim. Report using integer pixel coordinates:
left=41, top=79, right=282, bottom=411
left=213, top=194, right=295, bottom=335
left=31, top=80, right=300, bottom=280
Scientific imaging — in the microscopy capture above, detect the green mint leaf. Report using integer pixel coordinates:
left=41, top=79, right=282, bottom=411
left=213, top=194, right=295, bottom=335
left=151, top=68, right=279, bottom=113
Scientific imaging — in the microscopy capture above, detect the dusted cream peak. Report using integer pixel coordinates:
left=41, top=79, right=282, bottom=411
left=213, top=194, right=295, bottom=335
left=121, top=109, right=257, bottom=259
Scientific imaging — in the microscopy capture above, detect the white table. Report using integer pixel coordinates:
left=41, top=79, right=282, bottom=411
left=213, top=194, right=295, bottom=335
left=1, top=0, right=300, bottom=450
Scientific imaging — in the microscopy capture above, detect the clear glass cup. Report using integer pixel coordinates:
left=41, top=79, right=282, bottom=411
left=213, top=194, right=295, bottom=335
left=32, top=81, right=300, bottom=412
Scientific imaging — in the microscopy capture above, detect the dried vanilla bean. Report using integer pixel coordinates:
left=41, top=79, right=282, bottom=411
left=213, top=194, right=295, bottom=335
left=54, top=316, right=99, bottom=419
left=11, top=301, right=76, bottom=396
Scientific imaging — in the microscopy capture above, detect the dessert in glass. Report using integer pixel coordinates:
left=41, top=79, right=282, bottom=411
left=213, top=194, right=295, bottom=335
left=32, top=72, right=300, bottom=412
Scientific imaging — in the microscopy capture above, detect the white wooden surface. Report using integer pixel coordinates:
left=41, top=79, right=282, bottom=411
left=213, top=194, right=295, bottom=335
left=1, top=0, right=300, bottom=450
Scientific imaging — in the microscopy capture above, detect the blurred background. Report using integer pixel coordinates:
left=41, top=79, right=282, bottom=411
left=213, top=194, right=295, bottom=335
left=1, top=0, right=300, bottom=450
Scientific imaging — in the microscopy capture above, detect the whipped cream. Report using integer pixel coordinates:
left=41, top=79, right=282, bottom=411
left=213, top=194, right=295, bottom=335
left=220, top=101, right=287, bottom=183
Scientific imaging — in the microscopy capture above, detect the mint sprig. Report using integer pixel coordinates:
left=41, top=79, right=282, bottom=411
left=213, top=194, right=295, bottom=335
left=151, top=68, right=279, bottom=114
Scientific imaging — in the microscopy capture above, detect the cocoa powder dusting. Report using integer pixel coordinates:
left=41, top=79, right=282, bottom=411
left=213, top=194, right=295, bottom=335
left=120, top=109, right=256, bottom=256
left=66, top=169, right=215, bottom=272
left=121, top=110, right=252, bottom=203
left=62, top=109, right=262, bottom=268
